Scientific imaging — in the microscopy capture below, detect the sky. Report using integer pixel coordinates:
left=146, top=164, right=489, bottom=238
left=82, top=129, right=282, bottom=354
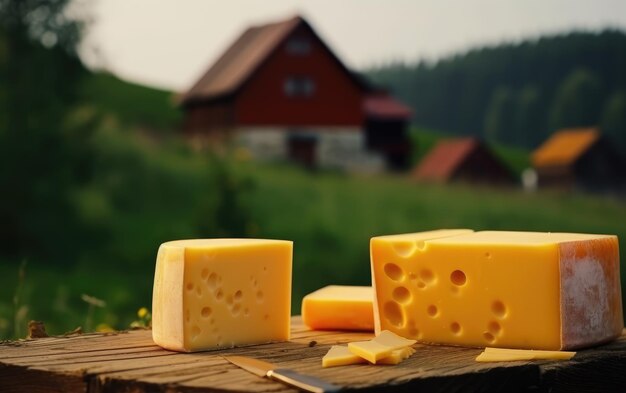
left=79, top=0, right=626, bottom=92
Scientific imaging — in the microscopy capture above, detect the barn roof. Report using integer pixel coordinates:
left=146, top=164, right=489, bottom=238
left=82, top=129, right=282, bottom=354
left=364, top=95, right=412, bottom=119
left=179, top=15, right=368, bottom=106
left=413, top=138, right=480, bottom=181
left=180, top=16, right=300, bottom=105
left=532, top=128, right=600, bottom=168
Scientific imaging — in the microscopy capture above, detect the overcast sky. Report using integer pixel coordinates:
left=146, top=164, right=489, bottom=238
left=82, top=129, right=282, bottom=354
left=79, top=0, right=626, bottom=92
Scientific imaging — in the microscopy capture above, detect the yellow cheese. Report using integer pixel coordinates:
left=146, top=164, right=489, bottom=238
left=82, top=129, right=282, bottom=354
left=322, top=345, right=368, bottom=367
left=371, top=230, right=623, bottom=350
left=302, top=285, right=374, bottom=331
left=151, top=239, right=292, bottom=352
left=476, top=347, right=576, bottom=362
left=348, top=330, right=417, bottom=363
left=377, top=346, right=416, bottom=365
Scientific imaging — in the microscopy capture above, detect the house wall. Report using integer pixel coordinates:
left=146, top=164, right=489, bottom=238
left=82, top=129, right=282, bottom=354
left=236, top=127, right=385, bottom=172
left=235, top=24, right=364, bottom=127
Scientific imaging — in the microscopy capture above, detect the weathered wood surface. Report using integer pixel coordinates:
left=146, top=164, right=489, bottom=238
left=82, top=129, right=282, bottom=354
left=0, top=317, right=625, bottom=393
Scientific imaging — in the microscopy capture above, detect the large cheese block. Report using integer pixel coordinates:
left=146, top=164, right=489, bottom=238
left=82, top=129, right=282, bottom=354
left=370, top=230, right=623, bottom=350
left=152, top=239, right=292, bottom=352
left=302, top=285, right=374, bottom=331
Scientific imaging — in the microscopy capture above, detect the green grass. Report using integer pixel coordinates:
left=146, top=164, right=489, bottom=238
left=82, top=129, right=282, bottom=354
left=1, top=161, right=625, bottom=339
left=79, top=72, right=181, bottom=131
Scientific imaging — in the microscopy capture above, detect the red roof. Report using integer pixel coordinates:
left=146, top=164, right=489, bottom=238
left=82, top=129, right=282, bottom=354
left=180, top=15, right=368, bottom=106
left=413, top=138, right=480, bottom=181
left=364, top=95, right=412, bottom=119
left=180, top=16, right=301, bottom=104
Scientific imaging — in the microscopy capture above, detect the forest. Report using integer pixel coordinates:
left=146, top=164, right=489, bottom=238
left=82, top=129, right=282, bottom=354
left=367, top=30, right=626, bottom=152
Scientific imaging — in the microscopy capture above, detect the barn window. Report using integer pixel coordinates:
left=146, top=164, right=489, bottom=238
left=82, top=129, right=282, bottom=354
left=286, top=36, right=311, bottom=55
left=284, top=76, right=315, bottom=97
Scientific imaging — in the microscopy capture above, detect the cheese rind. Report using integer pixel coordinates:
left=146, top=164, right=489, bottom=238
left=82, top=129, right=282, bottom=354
left=371, top=230, right=623, bottom=350
left=302, top=285, right=374, bottom=331
left=152, top=239, right=292, bottom=352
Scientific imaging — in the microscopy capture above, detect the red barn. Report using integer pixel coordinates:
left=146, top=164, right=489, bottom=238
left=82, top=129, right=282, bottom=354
left=179, top=15, right=411, bottom=171
left=412, top=137, right=515, bottom=185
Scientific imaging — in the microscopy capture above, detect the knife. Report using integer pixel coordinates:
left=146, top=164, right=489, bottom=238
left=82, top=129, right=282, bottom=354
left=223, top=355, right=341, bottom=393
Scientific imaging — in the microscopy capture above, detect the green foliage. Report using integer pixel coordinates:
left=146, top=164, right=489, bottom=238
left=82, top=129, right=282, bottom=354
left=367, top=30, right=626, bottom=147
left=78, top=73, right=181, bottom=132
left=484, top=86, right=516, bottom=143
left=601, top=91, right=626, bottom=152
left=549, top=68, right=603, bottom=130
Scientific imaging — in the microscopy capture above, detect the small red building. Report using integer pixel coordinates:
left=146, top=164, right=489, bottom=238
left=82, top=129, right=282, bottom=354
left=179, top=15, right=411, bottom=170
left=412, top=137, right=515, bottom=185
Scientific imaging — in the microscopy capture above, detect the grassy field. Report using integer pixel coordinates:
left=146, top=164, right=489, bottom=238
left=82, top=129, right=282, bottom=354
left=2, top=160, right=624, bottom=339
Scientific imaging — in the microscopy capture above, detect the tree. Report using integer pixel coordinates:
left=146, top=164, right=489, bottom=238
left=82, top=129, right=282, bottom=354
left=548, top=68, right=603, bottom=130
left=0, top=0, right=92, bottom=260
left=483, top=86, right=515, bottom=143
left=514, top=86, right=545, bottom=147
left=601, top=91, right=626, bottom=154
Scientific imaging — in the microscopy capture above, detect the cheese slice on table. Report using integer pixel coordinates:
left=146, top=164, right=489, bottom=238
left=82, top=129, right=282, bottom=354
left=152, top=239, right=292, bottom=352
left=348, top=330, right=417, bottom=363
left=371, top=230, right=623, bottom=350
left=476, top=347, right=576, bottom=362
left=377, top=346, right=416, bottom=365
left=302, top=285, right=374, bottom=331
left=322, top=345, right=368, bottom=367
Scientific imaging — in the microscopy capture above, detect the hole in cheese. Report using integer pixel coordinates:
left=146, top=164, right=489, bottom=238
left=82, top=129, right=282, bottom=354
left=419, top=269, right=435, bottom=284
left=256, top=290, right=264, bottom=302
left=392, top=242, right=416, bottom=258
left=450, top=270, right=467, bottom=286
left=488, top=321, right=502, bottom=335
left=186, top=282, right=194, bottom=291
left=492, top=300, right=507, bottom=318
left=384, top=301, right=404, bottom=327
left=392, top=286, right=411, bottom=304
left=207, top=273, right=218, bottom=289
left=450, top=322, right=462, bottom=335
left=427, top=305, right=438, bottom=317
left=215, top=288, right=224, bottom=300
left=232, top=303, right=241, bottom=315
left=416, top=281, right=426, bottom=289
left=384, top=263, right=404, bottom=281
left=234, top=290, right=243, bottom=301
left=201, top=307, right=212, bottom=318
left=483, top=332, right=495, bottom=343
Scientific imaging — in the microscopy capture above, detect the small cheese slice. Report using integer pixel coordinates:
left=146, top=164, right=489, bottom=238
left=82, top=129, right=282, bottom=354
left=302, top=285, right=374, bottom=331
left=371, top=230, right=623, bottom=350
left=322, top=345, right=368, bottom=367
left=377, top=346, right=416, bottom=365
left=151, top=239, right=292, bottom=352
left=348, top=330, right=417, bottom=363
left=476, top=347, right=576, bottom=362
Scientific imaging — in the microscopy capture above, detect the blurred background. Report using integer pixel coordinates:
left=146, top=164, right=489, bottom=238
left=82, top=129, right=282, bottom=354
left=1, top=0, right=625, bottom=339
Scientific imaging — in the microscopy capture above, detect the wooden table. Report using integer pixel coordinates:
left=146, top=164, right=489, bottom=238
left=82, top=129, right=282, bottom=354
left=1, top=317, right=625, bottom=393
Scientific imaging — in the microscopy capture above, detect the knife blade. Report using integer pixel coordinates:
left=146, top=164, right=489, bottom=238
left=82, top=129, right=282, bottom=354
left=223, top=355, right=341, bottom=393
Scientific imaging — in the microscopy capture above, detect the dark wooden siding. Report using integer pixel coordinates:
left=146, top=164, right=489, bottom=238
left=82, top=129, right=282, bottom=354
left=235, top=25, right=363, bottom=127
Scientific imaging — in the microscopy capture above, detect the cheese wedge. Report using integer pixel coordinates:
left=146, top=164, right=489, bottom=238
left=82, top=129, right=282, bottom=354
left=302, top=285, right=374, bottom=331
left=322, top=345, right=368, bottom=367
left=476, top=347, right=576, bottom=362
left=348, top=330, right=417, bottom=363
left=152, top=239, right=292, bottom=352
left=371, top=230, right=623, bottom=350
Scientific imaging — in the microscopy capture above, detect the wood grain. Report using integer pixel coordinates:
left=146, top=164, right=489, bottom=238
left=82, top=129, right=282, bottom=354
left=0, top=318, right=624, bottom=393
